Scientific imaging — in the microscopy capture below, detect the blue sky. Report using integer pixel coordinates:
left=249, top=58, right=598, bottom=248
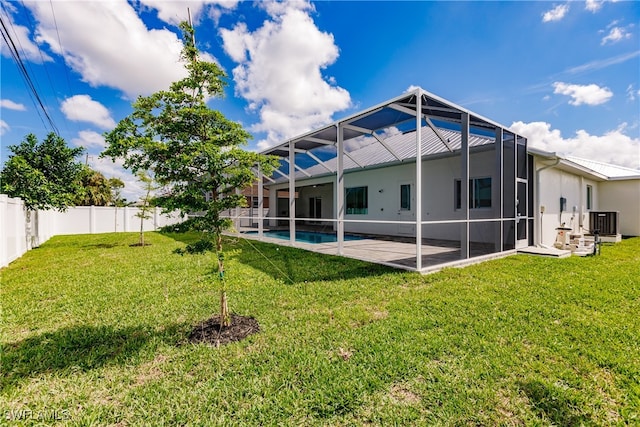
left=1, top=0, right=639, bottom=201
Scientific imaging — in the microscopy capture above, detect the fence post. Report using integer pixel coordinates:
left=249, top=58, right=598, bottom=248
left=90, top=205, right=96, bottom=234
left=0, top=195, right=6, bottom=268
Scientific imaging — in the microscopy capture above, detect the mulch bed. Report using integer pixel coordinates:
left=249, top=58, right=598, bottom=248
left=188, top=314, right=260, bottom=346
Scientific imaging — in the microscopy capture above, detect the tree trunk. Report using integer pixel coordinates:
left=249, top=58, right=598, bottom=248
left=217, top=234, right=230, bottom=327
left=220, top=290, right=229, bottom=327
left=139, top=213, right=144, bottom=246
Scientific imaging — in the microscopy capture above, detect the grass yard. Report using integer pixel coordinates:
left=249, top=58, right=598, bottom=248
left=1, top=232, right=639, bottom=426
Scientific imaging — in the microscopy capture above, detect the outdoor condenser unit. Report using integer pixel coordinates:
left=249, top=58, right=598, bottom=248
left=589, top=211, right=619, bottom=236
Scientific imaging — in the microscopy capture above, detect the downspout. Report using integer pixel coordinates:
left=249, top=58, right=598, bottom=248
left=536, top=156, right=561, bottom=247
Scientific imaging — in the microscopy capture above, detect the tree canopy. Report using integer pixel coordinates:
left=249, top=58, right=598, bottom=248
left=102, top=22, right=279, bottom=326
left=102, top=22, right=278, bottom=230
left=0, top=132, right=84, bottom=211
left=74, top=166, right=113, bottom=206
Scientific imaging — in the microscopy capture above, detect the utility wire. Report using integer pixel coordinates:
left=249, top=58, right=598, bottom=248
left=0, top=14, right=56, bottom=134
left=6, top=4, right=63, bottom=133
left=47, top=1, right=75, bottom=103
left=12, top=1, right=70, bottom=133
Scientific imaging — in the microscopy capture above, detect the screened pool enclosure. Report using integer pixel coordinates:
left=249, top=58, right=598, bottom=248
left=230, top=88, right=532, bottom=272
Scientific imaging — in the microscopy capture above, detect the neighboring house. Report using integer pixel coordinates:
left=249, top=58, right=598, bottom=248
left=241, top=184, right=270, bottom=210
left=239, top=87, right=638, bottom=272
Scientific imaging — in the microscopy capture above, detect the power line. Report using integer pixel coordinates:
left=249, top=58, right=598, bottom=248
left=0, top=12, right=59, bottom=135
left=14, top=1, right=70, bottom=133
left=47, top=0, right=75, bottom=102
left=7, top=4, right=60, bottom=128
left=0, top=13, right=49, bottom=132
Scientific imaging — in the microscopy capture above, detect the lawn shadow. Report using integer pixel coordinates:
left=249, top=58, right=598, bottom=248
left=82, top=243, right=121, bottom=249
left=1, top=323, right=182, bottom=390
left=227, top=236, right=396, bottom=283
left=160, top=231, right=398, bottom=283
left=519, top=379, right=590, bottom=426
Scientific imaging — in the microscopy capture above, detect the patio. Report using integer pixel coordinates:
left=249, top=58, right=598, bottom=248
left=232, top=229, right=516, bottom=273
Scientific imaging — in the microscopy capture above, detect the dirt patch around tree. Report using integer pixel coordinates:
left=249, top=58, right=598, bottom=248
left=188, top=314, right=260, bottom=346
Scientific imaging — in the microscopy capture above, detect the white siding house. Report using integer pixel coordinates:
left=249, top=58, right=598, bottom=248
left=238, top=88, right=638, bottom=272
left=532, top=150, right=640, bottom=244
left=244, top=88, right=528, bottom=271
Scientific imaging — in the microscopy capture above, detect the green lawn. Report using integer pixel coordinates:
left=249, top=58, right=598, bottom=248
left=2, top=232, right=639, bottom=426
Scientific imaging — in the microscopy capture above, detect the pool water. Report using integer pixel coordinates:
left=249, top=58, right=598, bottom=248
left=246, top=230, right=362, bottom=244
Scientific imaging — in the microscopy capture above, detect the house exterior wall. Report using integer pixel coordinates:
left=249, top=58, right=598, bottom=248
left=267, top=148, right=504, bottom=244
left=338, top=149, right=500, bottom=241
left=336, top=161, right=415, bottom=236
left=598, top=179, right=640, bottom=236
left=295, top=180, right=334, bottom=220
left=536, top=165, right=600, bottom=246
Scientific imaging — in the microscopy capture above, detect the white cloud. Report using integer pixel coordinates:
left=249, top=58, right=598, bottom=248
left=71, top=130, right=107, bottom=150
left=566, top=50, right=640, bottom=74
left=24, top=0, right=188, bottom=98
left=61, top=95, right=116, bottom=129
left=0, top=120, right=9, bottom=136
left=552, top=82, right=613, bottom=106
left=542, top=4, right=569, bottom=23
left=585, top=0, right=604, bottom=12
left=0, top=99, right=26, bottom=111
left=627, top=84, right=638, bottom=101
left=601, top=26, right=632, bottom=45
left=220, top=0, right=351, bottom=150
left=0, top=5, right=52, bottom=63
left=510, top=121, right=640, bottom=170
left=139, top=0, right=239, bottom=25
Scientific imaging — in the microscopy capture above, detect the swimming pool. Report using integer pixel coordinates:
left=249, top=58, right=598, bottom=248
left=246, top=230, right=363, bottom=244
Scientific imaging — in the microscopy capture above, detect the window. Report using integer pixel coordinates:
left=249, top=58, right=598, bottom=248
left=586, top=185, right=593, bottom=210
left=455, top=177, right=492, bottom=209
left=400, top=184, right=411, bottom=211
left=346, top=186, right=368, bottom=214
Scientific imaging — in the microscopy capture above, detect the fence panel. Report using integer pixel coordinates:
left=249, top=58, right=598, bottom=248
left=1, top=194, right=182, bottom=267
left=0, top=195, right=28, bottom=267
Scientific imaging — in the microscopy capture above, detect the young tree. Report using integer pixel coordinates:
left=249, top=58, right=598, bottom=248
left=109, top=177, right=125, bottom=231
left=0, top=132, right=84, bottom=247
left=134, top=171, right=157, bottom=246
left=102, top=22, right=278, bottom=327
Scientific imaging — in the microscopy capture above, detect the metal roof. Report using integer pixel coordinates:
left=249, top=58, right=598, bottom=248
left=271, top=126, right=494, bottom=182
left=565, top=156, right=640, bottom=180
left=526, top=148, right=640, bottom=181
left=262, top=87, right=513, bottom=182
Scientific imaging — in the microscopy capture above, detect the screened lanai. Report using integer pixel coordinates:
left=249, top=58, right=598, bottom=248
left=232, top=88, right=532, bottom=272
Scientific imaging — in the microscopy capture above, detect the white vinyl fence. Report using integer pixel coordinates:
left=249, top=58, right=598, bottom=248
left=0, top=194, right=182, bottom=268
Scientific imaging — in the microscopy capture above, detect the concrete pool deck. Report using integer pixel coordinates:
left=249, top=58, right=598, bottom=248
left=230, top=231, right=517, bottom=273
